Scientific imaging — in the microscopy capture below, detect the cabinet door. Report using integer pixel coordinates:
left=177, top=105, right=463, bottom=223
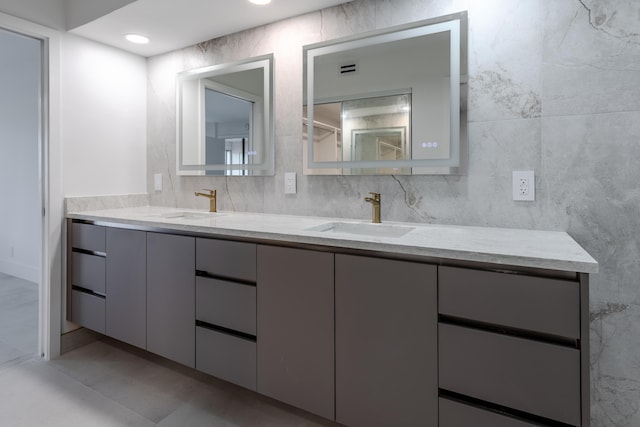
left=147, top=233, right=195, bottom=367
left=106, top=228, right=147, bottom=349
left=256, top=245, right=334, bottom=420
left=335, top=254, right=437, bottom=427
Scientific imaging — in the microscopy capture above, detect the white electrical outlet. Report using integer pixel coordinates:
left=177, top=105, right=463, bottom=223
left=284, top=172, right=297, bottom=194
left=513, top=171, right=535, bottom=201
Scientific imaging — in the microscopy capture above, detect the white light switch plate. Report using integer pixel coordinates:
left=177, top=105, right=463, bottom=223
left=154, top=173, right=163, bottom=191
left=284, top=172, right=297, bottom=194
left=512, top=170, right=535, bottom=201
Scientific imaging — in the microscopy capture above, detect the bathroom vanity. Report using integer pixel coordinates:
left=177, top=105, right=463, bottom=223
left=66, top=207, right=597, bottom=427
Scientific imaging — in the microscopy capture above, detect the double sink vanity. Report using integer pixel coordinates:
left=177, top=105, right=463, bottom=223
left=66, top=206, right=597, bottom=427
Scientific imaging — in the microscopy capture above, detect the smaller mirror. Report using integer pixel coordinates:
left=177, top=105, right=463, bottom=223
left=176, top=54, right=274, bottom=176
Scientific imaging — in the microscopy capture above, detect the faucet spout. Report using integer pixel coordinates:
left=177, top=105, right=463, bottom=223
left=364, top=192, right=381, bottom=223
left=195, top=189, right=217, bottom=212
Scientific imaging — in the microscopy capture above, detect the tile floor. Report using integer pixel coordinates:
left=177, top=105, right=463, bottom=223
left=0, top=273, right=339, bottom=426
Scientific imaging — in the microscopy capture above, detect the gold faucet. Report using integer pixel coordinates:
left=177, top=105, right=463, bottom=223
left=195, top=189, right=217, bottom=212
left=364, top=192, right=381, bottom=223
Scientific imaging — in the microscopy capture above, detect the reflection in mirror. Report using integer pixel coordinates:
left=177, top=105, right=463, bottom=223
left=310, top=94, right=412, bottom=174
left=177, top=54, right=274, bottom=176
left=303, top=12, right=467, bottom=175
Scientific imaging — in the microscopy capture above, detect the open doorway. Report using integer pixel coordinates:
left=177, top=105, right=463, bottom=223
left=0, top=27, right=42, bottom=363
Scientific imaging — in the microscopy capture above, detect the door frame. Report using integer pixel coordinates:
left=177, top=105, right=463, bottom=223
left=0, top=12, right=62, bottom=360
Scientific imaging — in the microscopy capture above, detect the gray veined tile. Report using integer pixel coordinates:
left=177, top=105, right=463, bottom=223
left=543, top=0, right=640, bottom=116
left=590, top=301, right=640, bottom=427
left=467, top=0, right=543, bottom=122
left=541, top=111, right=640, bottom=304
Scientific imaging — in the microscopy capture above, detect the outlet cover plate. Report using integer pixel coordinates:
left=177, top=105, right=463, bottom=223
left=512, top=170, right=535, bottom=201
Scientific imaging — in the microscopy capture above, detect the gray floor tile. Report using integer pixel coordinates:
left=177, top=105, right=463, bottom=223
left=52, top=340, right=203, bottom=423
left=157, top=387, right=339, bottom=427
left=0, top=339, right=32, bottom=372
left=54, top=339, right=341, bottom=426
left=0, top=359, right=154, bottom=427
left=0, top=274, right=38, bottom=359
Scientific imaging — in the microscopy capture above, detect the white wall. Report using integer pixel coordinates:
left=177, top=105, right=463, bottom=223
left=0, top=28, right=41, bottom=282
left=61, top=33, right=147, bottom=197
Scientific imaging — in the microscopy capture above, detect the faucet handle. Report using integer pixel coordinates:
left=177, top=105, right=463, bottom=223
left=368, top=192, right=380, bottom=201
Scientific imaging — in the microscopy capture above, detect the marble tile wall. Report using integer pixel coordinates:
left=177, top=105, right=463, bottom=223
left=65, top=194, right=149, bottom=214
left=146, top=1, right=640, bottom=425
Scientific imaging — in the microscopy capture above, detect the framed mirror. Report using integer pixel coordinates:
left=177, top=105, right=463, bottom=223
left=177, top=54, right=274, bottom=176
left=303, top=12, right=467, bottom=175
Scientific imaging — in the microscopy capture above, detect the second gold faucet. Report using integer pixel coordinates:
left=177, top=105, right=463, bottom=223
left=364, top=192, right=381, bottom=223
left=195, top=189, right=217, bottom=212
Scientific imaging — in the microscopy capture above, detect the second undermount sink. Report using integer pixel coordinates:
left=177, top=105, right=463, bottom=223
left=306, top=222, right=415, bottom=238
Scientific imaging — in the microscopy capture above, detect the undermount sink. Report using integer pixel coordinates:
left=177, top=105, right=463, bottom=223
left=155, top=211, right=221, bottom=220
left=306, top=222, right=415, bottom=238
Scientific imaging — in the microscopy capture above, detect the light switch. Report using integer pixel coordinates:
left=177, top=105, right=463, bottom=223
left=154, top=173, right=163, bottom=191
left=284, top=172, right=296, bottom=194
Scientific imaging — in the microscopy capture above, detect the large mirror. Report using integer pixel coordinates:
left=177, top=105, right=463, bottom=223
left=177, top=54, right=274, bottom=176
left=303, top=12, right=467, bottom=175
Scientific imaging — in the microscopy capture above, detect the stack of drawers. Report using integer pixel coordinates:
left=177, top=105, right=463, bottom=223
left=69, top=222, right=106, bottom=333
left=195, top=238, right=257, bottom=391
left=438, top=266, right=584, bottom=427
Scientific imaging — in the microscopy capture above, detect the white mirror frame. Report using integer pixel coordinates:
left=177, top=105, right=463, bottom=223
left=176, top=54, right=274, bottom=176
left=304, top=12, right=467, bottom=172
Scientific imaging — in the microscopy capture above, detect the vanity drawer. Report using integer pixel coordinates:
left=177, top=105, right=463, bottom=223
left=196, top=326, right=256, bottom=391
left=196, top=277, right=256, bottom=336
left=439, top=398, right=543, bottom=427
left=196, top=238, right=256, bottom=282
left=439, top=323, right=580, bottom=426
left=72, top=222, right=105, bottom=252
left=71, top=290, right=105, bottom=334
left=439, top=266, right=579, bottom=339
left=71, top=252, right=106, bottom=294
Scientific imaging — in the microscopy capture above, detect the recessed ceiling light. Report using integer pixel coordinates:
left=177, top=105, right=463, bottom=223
left=249, top=0, right=271, bottom=5
left=125, top=34, right=150, bottom=44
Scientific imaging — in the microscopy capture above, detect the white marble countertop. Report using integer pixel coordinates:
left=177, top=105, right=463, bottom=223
left=67, top=206, right=598, bottom=274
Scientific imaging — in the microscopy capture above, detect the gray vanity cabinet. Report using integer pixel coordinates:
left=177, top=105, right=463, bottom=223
left=256, top=245, right=335, bottom=420
left=69, top=222, right=106, bottom=334
left=335, top=254, right=438, bottom=427
left=146, top=232, right=195, bottom=367
left=105, top=228, right=147, bottom=349
left=67, top=216, right=591, bottom=427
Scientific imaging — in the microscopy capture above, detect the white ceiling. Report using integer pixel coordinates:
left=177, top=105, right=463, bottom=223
left=69, top=0, right=353, bottom=57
